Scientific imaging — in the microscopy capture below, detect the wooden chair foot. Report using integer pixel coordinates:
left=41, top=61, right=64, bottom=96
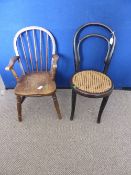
left=17, top=95, right=22, bottom=122
left=18, top=117, right=22, bottom=122
left=52, top=93, right=62, bottom=119
left=70, top=90, right=77, bottom=120
left=97, top=96, right=109, bottom=123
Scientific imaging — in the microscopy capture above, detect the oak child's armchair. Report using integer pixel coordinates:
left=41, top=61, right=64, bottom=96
left=6, top=26, right=62, bottom=121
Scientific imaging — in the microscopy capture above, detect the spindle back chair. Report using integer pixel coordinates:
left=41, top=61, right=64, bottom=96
left=70, top=22, right=116, bottom=123
left=6, top=26, right=62, bottom=121
left=13, top=26, right=56, bottom=74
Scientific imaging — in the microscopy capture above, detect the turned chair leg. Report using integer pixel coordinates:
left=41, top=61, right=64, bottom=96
left=52, top=93, right=62, bottom=119
left=97, top=96, right=109, bottom=123
left=16, top=95, right=22, bottom=122
left=70, top=90, right=77, bottom=120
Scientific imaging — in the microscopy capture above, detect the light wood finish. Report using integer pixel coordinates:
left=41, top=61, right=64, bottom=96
left=15, top=72, right=56, bottom=96
left=72, top=70, right=112, bottom=94
left=33, top=29, right=38, bottom=72
left=40, top=30, right=43, bottom=71
left=46, top=34, right=49, bottom=71
left=5, top=56, right=20, bottom=81
left=26, top=31, right=33, bottom=71
left=5, top=56, right=20, bottom=70
left=13, top=26, right=56, bottom=74
left=20, top=34, right=30, bottom=72
left=11, top=69, right=19, bottom=81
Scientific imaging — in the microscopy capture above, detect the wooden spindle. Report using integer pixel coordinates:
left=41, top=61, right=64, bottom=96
left=40, top=30, right=43, bottom=71
left=33, top=30, right=38, bottom=72
left=14, top=46, right=25, bottom=75
left=26, top=31, right=34, bottom=71
left=20, top=34, right=30, bottom=72
left=18, top=59, right=25, bottom=75
left=46, top=34, right=49, bottom=72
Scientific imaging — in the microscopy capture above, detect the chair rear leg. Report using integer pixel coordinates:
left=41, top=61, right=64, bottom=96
left=97, top=96, right=109, bottom=123
left=52, top=93, right=62, bottom=119
left=17, top=95, right=22, bottom=122
left=70, top=90, right=77, bottom=120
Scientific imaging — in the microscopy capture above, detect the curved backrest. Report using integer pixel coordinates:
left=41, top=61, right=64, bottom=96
left=14, top=26, right=56, bottom=74
left=74, top=22, right=116, bottom=74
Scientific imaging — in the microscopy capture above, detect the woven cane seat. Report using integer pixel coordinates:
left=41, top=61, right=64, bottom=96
left=72, top=70, right=112, bottom=94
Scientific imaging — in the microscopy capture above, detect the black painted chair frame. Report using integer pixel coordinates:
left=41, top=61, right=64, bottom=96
left=70, top=22, right=116, bottom=123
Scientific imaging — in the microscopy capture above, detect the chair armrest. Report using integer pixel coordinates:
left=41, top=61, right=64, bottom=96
left=5, top=56, right=20, bottom=81
left=5, top=56, right=20, bottom=71
left=50, top=54, right=59, bottom=80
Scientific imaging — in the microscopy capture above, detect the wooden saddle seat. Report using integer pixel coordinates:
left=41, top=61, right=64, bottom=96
left=6, top=26, right=62, bottom=121
left=15, top=72, right=56, bottom=96
left=72, top=70, right=113, bottom=96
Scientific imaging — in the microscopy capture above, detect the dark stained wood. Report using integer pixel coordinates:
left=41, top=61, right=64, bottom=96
left=5, top=56, right=20, bottom=81
left=6, top=26, right=62, bottom=121
left=6, top=56, right=20, bottom=70
left=73, top=23, right=116, bottom=73
left=52, top=93, right=62, bottom=119
left=70, top=90, right=77, bottom=120
left=71, top=22, right=116, bottom=123
left=15, top=72, right=56, bottom=96
left=72, top=82, right=113, bottom=98
left=97, top=96, right=109, bottom=123
left=17, top=95, right=22, bottom=122
left=21, top=96, right=26, bottom=103
left=50, top=54, right=59, bottom=80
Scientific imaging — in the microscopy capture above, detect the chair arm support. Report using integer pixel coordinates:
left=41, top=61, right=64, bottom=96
left=5, top=56, right=20, bottom=71
left=50, top=54, right=59, bottom=80
left=5, top=56, right=20, bottom=81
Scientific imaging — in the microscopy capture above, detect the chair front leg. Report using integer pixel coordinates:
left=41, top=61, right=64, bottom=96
left=52, top=93, right=62, bottom=119
left=97, top=96, right=109, bottom=123
left=16, top=95, right=22, bottom=122
left=70, top=90, right=77, bottom=120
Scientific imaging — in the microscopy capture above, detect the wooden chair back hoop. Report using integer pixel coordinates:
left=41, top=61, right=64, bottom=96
left=73, top=22, right=116, bottom=73
left=13, top=26, right=56, bottom=74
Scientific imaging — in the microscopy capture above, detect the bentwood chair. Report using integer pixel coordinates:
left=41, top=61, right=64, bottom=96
left=70, top=23, right=116, bottom=123
left=6, top=26, right=62, bottom=121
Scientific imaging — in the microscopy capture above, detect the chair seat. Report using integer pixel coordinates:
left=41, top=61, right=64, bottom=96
left=72, top=70, right=113, bottom=95
left=15, top=72, right=56, bottom=96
